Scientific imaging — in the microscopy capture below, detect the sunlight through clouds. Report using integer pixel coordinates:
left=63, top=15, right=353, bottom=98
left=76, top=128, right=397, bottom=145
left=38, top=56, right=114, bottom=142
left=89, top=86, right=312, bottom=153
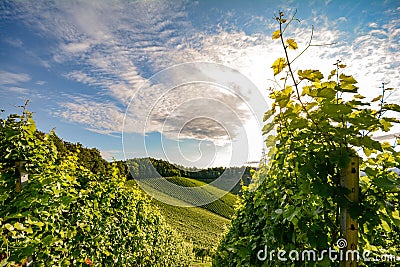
left=1, top=0, right=399, bottom=165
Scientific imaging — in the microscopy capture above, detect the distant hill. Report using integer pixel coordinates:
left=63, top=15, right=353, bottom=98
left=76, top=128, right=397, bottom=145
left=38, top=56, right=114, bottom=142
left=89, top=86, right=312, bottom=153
left=124, top=157, right=255, bottom=195
left=125, top=177, right=236, bottom=263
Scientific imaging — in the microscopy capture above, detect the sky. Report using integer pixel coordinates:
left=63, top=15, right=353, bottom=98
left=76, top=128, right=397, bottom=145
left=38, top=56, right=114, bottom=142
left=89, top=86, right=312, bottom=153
left=0, top=0, right=399, bottom=168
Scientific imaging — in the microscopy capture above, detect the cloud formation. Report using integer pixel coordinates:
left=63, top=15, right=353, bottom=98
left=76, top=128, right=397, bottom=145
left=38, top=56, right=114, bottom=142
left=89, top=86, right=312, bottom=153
left=0, top=71, right=31, bottom=85
left=1, top=1, right=399, bottom=164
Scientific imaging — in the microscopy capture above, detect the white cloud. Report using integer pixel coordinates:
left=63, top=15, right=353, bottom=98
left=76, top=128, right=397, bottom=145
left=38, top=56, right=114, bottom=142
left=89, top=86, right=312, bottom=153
left=36, top=80, right=46, bottom=85
left=4, top=1, right=398, bottom=164
left=100, top=149, right=123, bottom=161
left=3, top=37, right=23, bottom=47
left=55, top=97, right=125, bottom=135
left=61, top=41, right=92, bottom=53
left=65, top=70, right=98, bottom=85
left=0, top=71, right=31, bottom=85
left=5, top=86, right=30, bottom=94
left=53, top=4, right=399, bottom=149
left=369, top=22, right=378, bottom=28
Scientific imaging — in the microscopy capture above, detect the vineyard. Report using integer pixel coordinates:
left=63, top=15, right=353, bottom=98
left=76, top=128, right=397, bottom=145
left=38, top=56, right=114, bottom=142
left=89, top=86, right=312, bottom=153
left=213, top=11, right=400, bottom=267
left=1, top=8, right=400, bottom=267
left=130, top=177, right=237, bottom=219
left=0, top=108, right=193, bottom=266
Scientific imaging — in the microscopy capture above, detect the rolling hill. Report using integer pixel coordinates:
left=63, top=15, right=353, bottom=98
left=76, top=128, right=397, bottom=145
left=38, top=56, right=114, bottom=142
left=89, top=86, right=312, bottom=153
left=125, top=177, right=239, bottom=265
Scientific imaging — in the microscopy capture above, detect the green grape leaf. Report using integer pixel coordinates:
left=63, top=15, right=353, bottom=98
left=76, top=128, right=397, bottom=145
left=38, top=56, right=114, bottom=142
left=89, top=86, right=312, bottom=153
left=262, top=122, right=275, bottom=134
left=360, top=136, right=383, bottom=151
left=322, top=103, right=353, bottom=116
left=374, top=177, right=397, bottom=191
left=271, top=57, right=287, bottom=76
left=263, top=109, right=275, bottom=122
left=265, top=134, right=276, bottom=147
left=342, top=84, right=358, bottom=92
left=379, top=119, right=392, bottom=132
left=383, top=103, right=400, bottom=113
left=298, top=69, right=324, bottom=82
left=317, top=88, right=336, bottom=99
left=339, top=74, right=357, bottom=84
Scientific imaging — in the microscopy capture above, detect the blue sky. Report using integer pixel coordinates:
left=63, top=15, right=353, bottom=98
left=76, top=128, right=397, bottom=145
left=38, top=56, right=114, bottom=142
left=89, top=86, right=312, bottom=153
left=0, top=0, right=399, bottom=167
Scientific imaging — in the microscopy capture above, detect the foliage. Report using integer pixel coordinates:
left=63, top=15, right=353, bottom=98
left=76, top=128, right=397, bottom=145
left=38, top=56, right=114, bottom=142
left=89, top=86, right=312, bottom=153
left=150, top=195, right=229, bottom=267
left=214, top=11, right=400, bottom=266
left=126, top=158, right=254, bottom=195
left=126, top=176, right=238, bottom=265
left=51, top=134, right=110, bottom=176
left=0, top=106, right=192, bottom=266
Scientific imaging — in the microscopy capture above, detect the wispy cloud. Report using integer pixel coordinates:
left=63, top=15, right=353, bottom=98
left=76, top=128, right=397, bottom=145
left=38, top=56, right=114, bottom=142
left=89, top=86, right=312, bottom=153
left=2, top=1, right=398, bottom=151
left=55, top=96, right=125, bottom=136
left=0, top=71, right=31, bottom=85
left=3, top=37, right=23, bottom=47
left=5, top=86, right=30, bottom=94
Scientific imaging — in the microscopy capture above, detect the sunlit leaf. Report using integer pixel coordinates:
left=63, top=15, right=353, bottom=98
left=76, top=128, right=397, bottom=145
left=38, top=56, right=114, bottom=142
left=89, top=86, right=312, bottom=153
left=321, top=81, right=337, bottom=89
left=354, top=94, right=365, bottom=99
left=371, top=95, right=382, bottom=102
left=379, top=119, right=392, bottom=132
left=298, top=69, right=324, bottom=82
left=339, top=74, right=357, bottom=84
left=265, top=134, right=276, bottom=147
left=328, top=69, right=336, bottom=80
left=286, top=38, right=298, bottom=50
left=272, top=30, right=281, bottom=40
left=14, top=222, right=25, bottom=231
left=335, top=84, right=358, bottom=93
left=262, top=122, right=275, bottom=134
left=271, top=57, right=287, bottom=76
left=363, top=147, right=372, bottom=157
left=392, top=210, right=400, bottom=226
left=263, top=109, right=275, bottom=122
left=5, top=223, right=14, bottom=231
left=383, top=103, right=400, bottom=113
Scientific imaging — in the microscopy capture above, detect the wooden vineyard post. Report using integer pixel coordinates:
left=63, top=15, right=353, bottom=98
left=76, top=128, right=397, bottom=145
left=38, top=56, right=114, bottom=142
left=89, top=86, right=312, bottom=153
left=339, top=156, right=359, bottom=267
left=15, top=161, right=29, bottom=192
left=15, top=161, right=34, bottom=266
